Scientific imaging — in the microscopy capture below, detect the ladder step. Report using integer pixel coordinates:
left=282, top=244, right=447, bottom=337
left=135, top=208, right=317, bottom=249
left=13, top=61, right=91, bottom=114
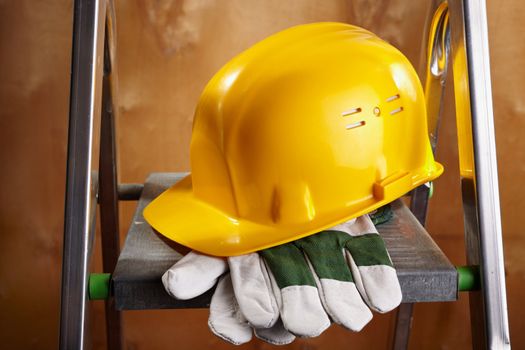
left=112, top=173, right=457, bottom=310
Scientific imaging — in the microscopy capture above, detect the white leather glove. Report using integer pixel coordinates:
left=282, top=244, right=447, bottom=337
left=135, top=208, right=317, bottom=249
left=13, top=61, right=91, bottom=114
left=162, top=214, right=402, bottom=345
left=163, top=252, right=295, bottom=345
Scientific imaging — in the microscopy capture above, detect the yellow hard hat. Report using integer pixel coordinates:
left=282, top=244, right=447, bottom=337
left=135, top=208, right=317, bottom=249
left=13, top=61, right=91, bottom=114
left=144, top=22, right=443, bottom=257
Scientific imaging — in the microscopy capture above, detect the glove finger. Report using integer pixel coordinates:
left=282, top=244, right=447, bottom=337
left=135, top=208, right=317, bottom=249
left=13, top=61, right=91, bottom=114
left=345, top=234, right=402, bottom=313
left=260, top=243, right=330, bottom=337
left=296, top=231, right=372, bottom=332
left=208, top=274, right=253, bottom=345
left=254, top=318, right=296, bottom=345
left=162, top=251, right=227, bottom=300
left=228, top=253, right=279, bottom=328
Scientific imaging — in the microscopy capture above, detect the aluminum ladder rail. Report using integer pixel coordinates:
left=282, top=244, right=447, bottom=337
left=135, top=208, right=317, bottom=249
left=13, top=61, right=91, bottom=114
left=394, top=1, right=510, bottom=349
left=449, top=0, right=510, bottom=347
left=59, top=0, right=122, bottom=349
left=59, top=0, right=510, bottom=349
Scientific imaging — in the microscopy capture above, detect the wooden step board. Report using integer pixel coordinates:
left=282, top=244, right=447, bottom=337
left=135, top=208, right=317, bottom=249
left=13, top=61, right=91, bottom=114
left=112, top=173, right=458, bottom=310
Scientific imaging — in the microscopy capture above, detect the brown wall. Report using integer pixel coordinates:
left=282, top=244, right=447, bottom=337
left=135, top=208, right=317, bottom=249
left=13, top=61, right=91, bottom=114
left=1, top=0, right=524, bottom=349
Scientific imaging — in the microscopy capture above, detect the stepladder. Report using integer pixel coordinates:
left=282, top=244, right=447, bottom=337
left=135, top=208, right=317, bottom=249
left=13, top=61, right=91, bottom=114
left=59, top=1, right=510, bottom=349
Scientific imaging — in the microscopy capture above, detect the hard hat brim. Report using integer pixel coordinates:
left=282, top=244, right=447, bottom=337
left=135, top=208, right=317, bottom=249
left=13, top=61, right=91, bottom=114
left=143, top=163, right=443, bottom=257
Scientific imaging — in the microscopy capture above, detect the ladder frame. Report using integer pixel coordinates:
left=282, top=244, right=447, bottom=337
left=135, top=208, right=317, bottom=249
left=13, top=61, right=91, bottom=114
left=59, top=0, right=122, bottom=349
left=58, top=1, right=510, bottom=349
left=449, top=0, right=510, bottom=347
left=393, top=1, right=510, bottom=349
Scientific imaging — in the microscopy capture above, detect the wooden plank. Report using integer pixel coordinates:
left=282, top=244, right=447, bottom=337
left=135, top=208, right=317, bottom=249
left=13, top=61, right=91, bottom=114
left=113, top=173, right=457, bottom=310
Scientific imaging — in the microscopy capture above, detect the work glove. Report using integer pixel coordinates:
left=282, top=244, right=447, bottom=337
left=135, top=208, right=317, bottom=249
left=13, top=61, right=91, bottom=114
left=162, top=211, right=401, bottom=345
left=163, top=253, right=295, bottom=345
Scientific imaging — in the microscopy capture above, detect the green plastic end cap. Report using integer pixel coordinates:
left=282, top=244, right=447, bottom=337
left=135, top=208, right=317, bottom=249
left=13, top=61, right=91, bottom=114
left=89, top=273, right=111, bottom=300
left=457, top=265, right=480, bottom=292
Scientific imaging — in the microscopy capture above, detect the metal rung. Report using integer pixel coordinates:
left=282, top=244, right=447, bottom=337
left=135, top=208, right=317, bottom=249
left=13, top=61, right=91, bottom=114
left=112, top=173, right=458, bottom=310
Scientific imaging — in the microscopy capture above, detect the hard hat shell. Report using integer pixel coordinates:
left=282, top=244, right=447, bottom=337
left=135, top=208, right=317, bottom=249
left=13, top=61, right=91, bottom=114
left=144, top=22, right=443, bottom=257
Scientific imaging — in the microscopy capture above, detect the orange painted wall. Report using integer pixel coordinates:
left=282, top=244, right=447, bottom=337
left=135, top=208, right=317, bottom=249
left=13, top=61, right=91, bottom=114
left=1, top=1, right=524, bottom=349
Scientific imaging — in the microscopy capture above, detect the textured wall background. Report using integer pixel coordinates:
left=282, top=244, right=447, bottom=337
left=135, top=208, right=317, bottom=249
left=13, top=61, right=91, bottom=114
left=0, top=0, right=523, bottom=349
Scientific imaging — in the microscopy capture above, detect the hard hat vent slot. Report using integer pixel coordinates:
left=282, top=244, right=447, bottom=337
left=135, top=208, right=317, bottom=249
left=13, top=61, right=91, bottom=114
left=346, top=120, right=366, bottom=130
left=390, top=106, right=404, bottom=115
left=342, top=108, right=362, bottom=117
left=386, top=94, right=400, bottom=102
